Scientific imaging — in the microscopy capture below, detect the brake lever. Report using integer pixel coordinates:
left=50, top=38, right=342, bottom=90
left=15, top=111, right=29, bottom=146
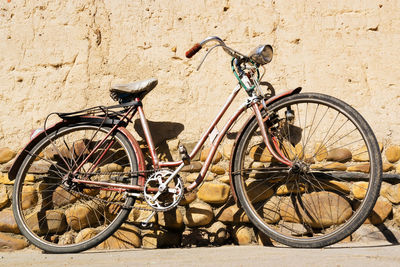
left=196, top=44, right=223, bottom=71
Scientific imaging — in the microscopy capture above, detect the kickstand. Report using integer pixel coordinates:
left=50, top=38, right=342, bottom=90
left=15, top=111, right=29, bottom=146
left=141, top=210, right=156, bottom=228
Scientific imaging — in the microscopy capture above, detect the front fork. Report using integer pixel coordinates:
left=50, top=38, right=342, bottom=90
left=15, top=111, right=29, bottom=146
left=250, top=102, right=293, bottom=167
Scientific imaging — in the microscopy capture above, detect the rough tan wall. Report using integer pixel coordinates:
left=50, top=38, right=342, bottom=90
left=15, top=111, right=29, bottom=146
left=1, top=0, right=400, bottom=150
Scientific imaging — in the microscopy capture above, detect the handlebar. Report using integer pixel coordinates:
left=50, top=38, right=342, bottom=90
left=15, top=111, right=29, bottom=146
left=185, top=36, right=246, bottom=59
left=185, top=36, right=266, bottom=97
left=185, top=43, right=202, bottom=58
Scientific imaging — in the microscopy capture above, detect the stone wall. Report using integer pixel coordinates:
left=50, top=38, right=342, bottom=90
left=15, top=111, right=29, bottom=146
left=1, top=142, right=400, bottom=250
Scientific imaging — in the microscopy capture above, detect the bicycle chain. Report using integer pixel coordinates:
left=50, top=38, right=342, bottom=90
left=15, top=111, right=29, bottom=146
left=67, top=169, right=183, bottom=212
left=67, top=170, right=156, bottom=212
left=69, top=187, right=155, bottom=212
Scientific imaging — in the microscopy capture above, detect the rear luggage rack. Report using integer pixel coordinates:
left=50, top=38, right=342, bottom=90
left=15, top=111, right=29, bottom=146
left=57, top=100, right=142, bottom=121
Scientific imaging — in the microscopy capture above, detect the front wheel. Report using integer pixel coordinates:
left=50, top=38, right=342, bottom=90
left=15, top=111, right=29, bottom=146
left=12, top=123, right=138, bottom=253
left=233, top=93, right=382, bottom=248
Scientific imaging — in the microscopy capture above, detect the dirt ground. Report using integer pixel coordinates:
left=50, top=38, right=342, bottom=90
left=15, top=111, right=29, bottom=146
left=1, top=241, right=400, bottom=267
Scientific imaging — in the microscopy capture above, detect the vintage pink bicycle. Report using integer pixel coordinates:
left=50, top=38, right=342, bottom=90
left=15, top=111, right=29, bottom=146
left=9, top=36, right=382, bottom=253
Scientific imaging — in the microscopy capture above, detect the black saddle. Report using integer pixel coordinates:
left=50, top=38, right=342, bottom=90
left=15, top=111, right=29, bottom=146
left=110, top=78, right=158, bottom=103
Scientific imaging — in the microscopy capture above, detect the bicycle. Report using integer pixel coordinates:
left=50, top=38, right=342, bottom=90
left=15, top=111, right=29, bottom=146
left=9, top=36, right=382, bottom=253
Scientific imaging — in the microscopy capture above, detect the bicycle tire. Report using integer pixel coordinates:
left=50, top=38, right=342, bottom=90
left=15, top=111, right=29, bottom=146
left=233, top=93, right=382, bottom=248
left=12, top=123, right=138, bottom=253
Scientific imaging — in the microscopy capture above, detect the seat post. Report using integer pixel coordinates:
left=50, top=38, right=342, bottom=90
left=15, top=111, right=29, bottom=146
left=136, top=98, right=160, bottom=169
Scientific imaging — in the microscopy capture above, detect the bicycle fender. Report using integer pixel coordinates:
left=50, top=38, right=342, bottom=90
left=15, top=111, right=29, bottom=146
left=8, top=120, right=69, bottom=181
left=228, top=87, right=302, bottom=205
left=8, top=120, right=146, bottom=183
left=264, top=87, right=302, bottom=106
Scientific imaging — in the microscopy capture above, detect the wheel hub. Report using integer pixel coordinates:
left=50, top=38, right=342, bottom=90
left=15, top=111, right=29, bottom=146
left=291, top=161, right=310, bottom=174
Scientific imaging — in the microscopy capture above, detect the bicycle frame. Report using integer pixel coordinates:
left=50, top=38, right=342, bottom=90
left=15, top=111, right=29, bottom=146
left=8, top=83, right=299, bottom=195
left=70, top=84, right=298, bottom=194
left=9, top=34, right=384, bottom=251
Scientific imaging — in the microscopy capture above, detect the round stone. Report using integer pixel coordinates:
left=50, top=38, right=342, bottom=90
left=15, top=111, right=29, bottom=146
left=348, top=164, right=370, bottom=173
left=75, top=228, right=99, bottom=243
left=206, top=221, right=228, bottom=245
left=127, top=201, right=156, bottom=224
left=142, top=228, right=181, bottom=248
left=261, top=196, right=281, bottom=223
left=0, top=185, right=9, bottom=209
left=321, top=180, right=350, bottom=193
left=383, top=163, right=394, bottom=172
left=234, top=226, right=253, bottom=245
left=97, top=224, right=141, bottom=249
left=381, top=183, right=400, bottom=204
left=223, top=143, right=233, bottom=160
left=211, top=165, right=226, bottom=175
left=197, top=183, right=230, bottom=204
left=217, top=204, right=249, bottom=223
left=0, top=209, right=19, bottom=234
left=352, top=182, right=369, bottom=199
left=323, top=162, right=347, bottom=171
left=245, top=180, right=274, bottom=203
left=185, top=173, right=214, bottom=183
left=0, top=232, right=28, bottom=250
left=65, top=201, right=104, bottom=231
left=314, top=143, right=328, bottom=162
left=179, top=190, right=197, bottom=205
left=52, top=186, right=78, bottom=208
left=279, top=191, right=352, bottom=228
left=99, top=163, right=123, bottom=173
left=217, top=175, right=230, bottom=184
left=158, top=208, right=184, bottom=230
left=385, top=146, right=400, bottom=163
left=353, top=145, right=369, bottom=162
left=26, top=209, right=67, bottom=235
left=251, top=161, right=265, bottom=169
left=21, top=186, right=38, bottom=210
left=276, top=183, right=308, bottom=195
left=363, top=197, right=392, bottom=225
left=0, top=148, right=16, bottom=164
left=183, top=202, right=213, bottom=227
left=0, top=174, right=14, bottom=185
left=181, top=161, right=203, bottom=172
left=327, top=148, right=352, bottom=162
left=249, top=145, right=272, bottom=162
left=200, top=147, right=222, bottom=164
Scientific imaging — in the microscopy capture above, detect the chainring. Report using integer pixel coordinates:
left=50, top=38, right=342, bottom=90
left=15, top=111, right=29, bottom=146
left=143, top=169, right=184, bottom=211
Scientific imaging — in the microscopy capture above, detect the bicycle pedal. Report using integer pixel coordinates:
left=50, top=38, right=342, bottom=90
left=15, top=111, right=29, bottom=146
left=140, top=222, right=154, bottom=229
left=140, top=210, right=156, bottom=228
left=179, top=144, right=191, bottom=165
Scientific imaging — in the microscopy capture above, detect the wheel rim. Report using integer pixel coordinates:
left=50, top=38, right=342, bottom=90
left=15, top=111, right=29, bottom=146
left=13, top=125, right=137, bottom=251
left=235, top=95, right=381, bottom=246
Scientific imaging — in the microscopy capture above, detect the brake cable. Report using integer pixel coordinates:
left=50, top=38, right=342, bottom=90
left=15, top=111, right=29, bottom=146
left=196, top=44, right=223, bottom=71
left=231, top=58, right=260, bottom=94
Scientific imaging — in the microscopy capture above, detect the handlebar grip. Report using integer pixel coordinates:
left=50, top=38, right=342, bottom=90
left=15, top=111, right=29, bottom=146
left=185, top=43, right=202, bottom=58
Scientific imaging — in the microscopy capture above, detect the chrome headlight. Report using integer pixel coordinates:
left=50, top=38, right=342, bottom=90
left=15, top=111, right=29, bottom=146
left=249, top=44, right=273, bottom=65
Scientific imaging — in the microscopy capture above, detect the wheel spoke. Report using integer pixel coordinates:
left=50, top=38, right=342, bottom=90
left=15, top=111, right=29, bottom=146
left=13, top=124, right=138, bottom=253
left=233, top=93, right=381, bottom=248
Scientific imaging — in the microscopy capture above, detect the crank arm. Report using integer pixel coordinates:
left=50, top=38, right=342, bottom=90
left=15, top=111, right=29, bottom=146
left=141, top=210, right=156, bottom=228
left=159, top=163, right=185, bottom=189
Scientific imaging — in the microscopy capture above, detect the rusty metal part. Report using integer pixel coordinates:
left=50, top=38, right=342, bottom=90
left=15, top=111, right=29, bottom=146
left=228, top=88, right=302, bottom=203
left=137, top=105, right=160, bottom=169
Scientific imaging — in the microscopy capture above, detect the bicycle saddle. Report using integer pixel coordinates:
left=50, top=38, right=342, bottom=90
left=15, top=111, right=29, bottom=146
left=110, top=78, right=158, bottom=99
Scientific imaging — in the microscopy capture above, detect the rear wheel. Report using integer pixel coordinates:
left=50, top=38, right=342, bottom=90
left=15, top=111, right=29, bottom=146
left=233, top=93, right=382, bottom=248
left=12, top=124, right=138, bottom=253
